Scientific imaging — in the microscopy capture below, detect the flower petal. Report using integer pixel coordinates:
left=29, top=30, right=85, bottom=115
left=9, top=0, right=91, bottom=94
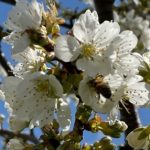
left=73, top=10, right=99, bottom=43
left=54, top=35, right=80, bottom=62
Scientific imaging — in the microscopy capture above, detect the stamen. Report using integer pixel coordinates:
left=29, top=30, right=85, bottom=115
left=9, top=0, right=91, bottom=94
left=81, top=43, right=96, bottom=58
left=34, top=78, right=57, bottom=98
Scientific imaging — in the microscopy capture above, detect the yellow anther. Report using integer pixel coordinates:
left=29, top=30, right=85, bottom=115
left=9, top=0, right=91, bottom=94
left=81, top=44, right=96, bottom=58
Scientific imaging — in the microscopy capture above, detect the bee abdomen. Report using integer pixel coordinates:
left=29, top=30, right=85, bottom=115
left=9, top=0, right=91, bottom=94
left=95, top=84, right=112, bottom=99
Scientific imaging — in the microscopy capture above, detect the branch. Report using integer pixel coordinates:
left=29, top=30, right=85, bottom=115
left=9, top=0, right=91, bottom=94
left=119, top=101, right=140, bottom=150
left=0, top=129, right=39, bottom=144
left=93, top=0, right=114, bottom=23
left=0, top=0, right=16, bottom=5
left=0, top=26, right=13, bottom=76
left=0, top=50, right=14, bottom=76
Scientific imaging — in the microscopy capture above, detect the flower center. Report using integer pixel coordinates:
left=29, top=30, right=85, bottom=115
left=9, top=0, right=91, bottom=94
left=81, top=44, right=96, bottom=58
left=35, top=79, right=56, bottom=97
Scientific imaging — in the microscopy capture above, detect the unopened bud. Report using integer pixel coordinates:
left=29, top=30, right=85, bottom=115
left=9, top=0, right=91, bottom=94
left=52, top=24, right=60, bottom=35
left=126, top=127, right=148, bottom=150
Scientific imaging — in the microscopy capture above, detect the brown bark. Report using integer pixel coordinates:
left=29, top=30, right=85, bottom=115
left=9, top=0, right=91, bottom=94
left=94, top=0, right=114, bottom=23
left=0, top=50, right=14, bottom=76
left=0, top=129, right=39, bottom=144
left=0, top=0, right=16, bottom=5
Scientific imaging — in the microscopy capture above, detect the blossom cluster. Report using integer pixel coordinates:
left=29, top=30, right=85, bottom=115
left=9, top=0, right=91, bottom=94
left=0, top=0, right=150, bottom=149
left=119, top=10, right=150, bottom=52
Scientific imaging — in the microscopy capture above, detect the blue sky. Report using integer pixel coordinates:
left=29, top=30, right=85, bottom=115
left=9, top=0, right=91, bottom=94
left=0, top=0, right=150, bottom=148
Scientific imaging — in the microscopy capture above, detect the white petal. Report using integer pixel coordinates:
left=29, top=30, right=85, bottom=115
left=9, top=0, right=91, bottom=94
left=126, top=129, right=148, bottom=150
left=94, top=21, right=120, bottom=49
left=109, top=31, right=138, bottom=57
left=9, top=116, right=28, bottom=131
left=12, top=33, right=30, bottom=54
left=48, top=75, right=64, bottom=97
left=125, top=75, right=143, bottom=85
left=104, top=73, right=123, bottom=90
left=125, top=82, right=150, bottom=106
left=3, top=32, right=30, bottom=54
left=57, top=99, right=71, bottom=134
left=18, top=0, right=42, bottom=29
left=141, top=28, right=150, bottom=50
left=73, top=10, right=99, bottom=43
left=29, top=98, right=55, bottom=128
left=108, top=106, right=119, bottom=121
left=54, top=35, right=80, bottom=62
left=76, top=57, right=111, bottom=77
left=3, top=32, right=22, bottom=45
left=2, top=76, right=22, bottom=107
left=91, top=95, right=116, bottom=113
left=113, top=54, right=140, bottom=76
left=78, top=77, right=97, bottom=105
left=5, top=0, right=42, bottom=30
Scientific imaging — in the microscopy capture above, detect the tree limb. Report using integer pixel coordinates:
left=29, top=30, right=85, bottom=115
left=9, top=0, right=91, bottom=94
left=119, top=101, right=140, bottom=150
left=0, top=0, right=16, bottom=5
left=0, top=129, right=39, bottom=144
left=93, top=0, right=114, bottom=23
left=0, top=50, right=14, bottom=76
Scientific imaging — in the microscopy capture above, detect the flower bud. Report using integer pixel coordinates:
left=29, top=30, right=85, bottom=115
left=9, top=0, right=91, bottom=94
left=126, top=127, right=149, bottom=150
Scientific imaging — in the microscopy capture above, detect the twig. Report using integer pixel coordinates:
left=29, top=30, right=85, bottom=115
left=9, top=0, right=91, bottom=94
left=94, top=0, right=115, bottom=23
left=0, top=129, right=39, bottom=144
left=0, top=50, right=14, bottom=76
left=0, top=26, right=13, bottom=76
left=0, top=0, right=16, bottom=5
left=119, top=101, right=140, bottom=150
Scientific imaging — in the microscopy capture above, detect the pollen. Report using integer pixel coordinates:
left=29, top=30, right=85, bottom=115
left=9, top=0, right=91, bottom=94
left=36, top=79, right=49, bottom=92
left=35, top=79, right=56, bottom=97
left=81, top=43, right=96, bottom=58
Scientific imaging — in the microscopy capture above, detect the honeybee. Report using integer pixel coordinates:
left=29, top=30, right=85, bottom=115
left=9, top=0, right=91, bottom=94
left=90, top=74, right=112, bottom=99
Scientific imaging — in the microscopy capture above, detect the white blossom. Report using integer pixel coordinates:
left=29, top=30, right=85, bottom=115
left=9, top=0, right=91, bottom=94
left=125, top=81, right=150, bottom=106
left=108, top=30, right=139, bottom=76
left=141, top=52, right=150, bottom=65
left=120, top=10, right=150, bottom=51
left=2, top=72, right=71, bottom=130
left=133, top=51, right=150, bottom=71
left=118, top=75, right=150, bottom=106
left=55, top=10, right=120, bottom=76
left=78, top=74, right=124, bottom=114
left=79, top=72, right=150, bottom=120
left=12, top=47, right=46, bottom=77
left=121, top=10, right=149, bottom=36
left=3, top=0, right=43, bottom=54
